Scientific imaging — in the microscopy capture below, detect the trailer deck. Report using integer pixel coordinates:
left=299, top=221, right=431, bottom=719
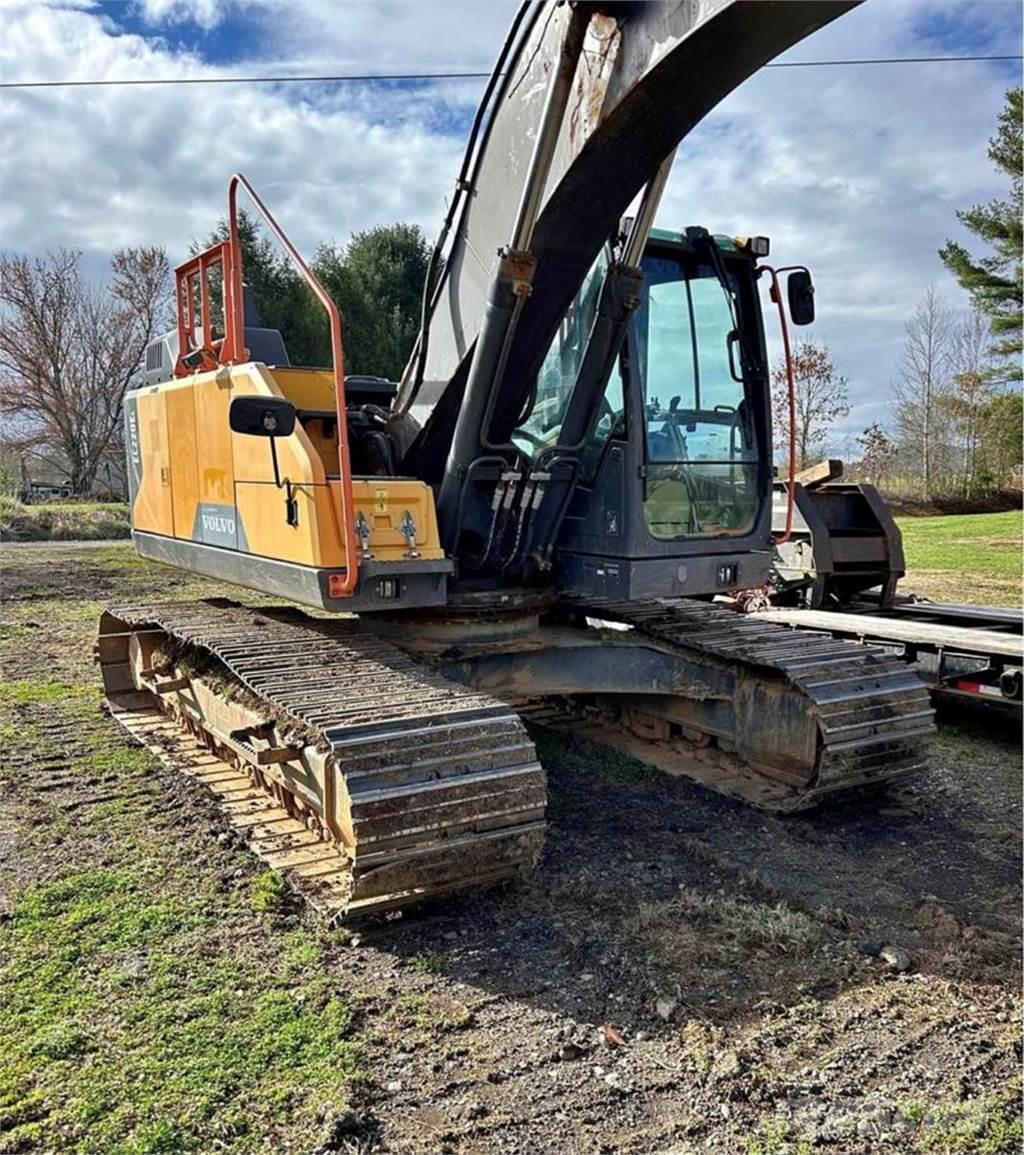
left=751, top=601, right=1023, bottom=712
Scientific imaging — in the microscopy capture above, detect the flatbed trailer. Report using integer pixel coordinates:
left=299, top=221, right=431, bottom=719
left=751, top=600, right=1023, bottom=714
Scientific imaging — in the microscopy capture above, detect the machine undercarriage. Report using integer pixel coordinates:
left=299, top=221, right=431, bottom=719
left=100, top=591, right=932, bottom=919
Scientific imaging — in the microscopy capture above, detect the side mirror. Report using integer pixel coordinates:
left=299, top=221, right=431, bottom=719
left=229, top=395, right=296, bottom=438
left=786, top=269, right=815, bottom=326
left=228, top=395, right=299, bottom=525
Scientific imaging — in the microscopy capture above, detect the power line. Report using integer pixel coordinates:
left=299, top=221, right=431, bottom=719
left=766, top=53, right=1022, bottom=68
left=3, top=71, right=491, bottom=90
left=1, top=54, right=1021, bottom=90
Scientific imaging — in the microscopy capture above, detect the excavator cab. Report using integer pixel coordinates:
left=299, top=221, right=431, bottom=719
left=551, top=229, right=775, bottom=601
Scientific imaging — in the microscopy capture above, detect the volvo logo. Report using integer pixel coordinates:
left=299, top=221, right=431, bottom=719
left=202, top=513, right=235, bottom=535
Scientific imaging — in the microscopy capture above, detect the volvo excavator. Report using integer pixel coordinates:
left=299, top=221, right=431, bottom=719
left=99, top=0, right=935, bottom=919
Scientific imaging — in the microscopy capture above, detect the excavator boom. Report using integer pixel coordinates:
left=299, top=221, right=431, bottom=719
left=395, top=1, right=854, bottom=469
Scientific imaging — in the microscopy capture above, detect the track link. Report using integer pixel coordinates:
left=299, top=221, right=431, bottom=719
left=98, top=602, right=545, bottom=920
left=574, top=596, right=936, bottom=809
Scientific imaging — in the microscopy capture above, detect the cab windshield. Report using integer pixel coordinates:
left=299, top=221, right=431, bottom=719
left=512, top=249, right=617, bottom=469
left=636, top=252, right=760, bottom=540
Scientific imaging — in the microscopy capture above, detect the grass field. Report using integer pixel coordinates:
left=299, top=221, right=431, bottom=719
left=0, top=499, right=130, bottom=542
left=897, top=510, right=1022, bottom=607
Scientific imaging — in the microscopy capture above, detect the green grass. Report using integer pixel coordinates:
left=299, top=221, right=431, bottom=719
left=249, top=869, right=289, bottom=914
left=739, top=1118, right=812, bottom=1155
left=737, top=1095, right=1023, bottom=1155
left=533, top=729, right=654, bottom=783
left=0, top=678, right=100, bottom=708
left=897, top=510, right=1021, bottom=605
left=409, top=950, right=445, bottom=974
left=386, top=992, right=472, bottom=1034
left=914, top=1090, right=1023, bottom=1154
left=23, top=501, right=124, bottom=514
left=0, top=864, right=360, bottom=1154
left=0, top=677, right=364, bottom=1155
left=898, top=510, right=1021, bottom=577
left=0, top=498, right=131, bottom=542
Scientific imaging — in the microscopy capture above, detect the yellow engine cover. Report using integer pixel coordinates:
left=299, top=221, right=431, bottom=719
left=124, top=363, right=451, bottom=612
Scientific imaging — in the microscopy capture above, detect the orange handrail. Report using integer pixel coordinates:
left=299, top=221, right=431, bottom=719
left=173, top=241, right=241, bottom=374
left=226, top=173, right=359, bottom=597
left=759, top=264, right=797, bottom=545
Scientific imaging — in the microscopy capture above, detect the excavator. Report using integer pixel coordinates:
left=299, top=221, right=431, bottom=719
left=99, top=0, right=935, bottom=919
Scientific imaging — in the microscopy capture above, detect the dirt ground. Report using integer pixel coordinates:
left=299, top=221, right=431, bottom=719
left=1, top=542, right=1021, bottom=1155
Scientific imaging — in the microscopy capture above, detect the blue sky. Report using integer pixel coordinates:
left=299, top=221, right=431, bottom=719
left=93, top=1, right=263, bottom=61
left=1, top=0, right=1020, bottom=449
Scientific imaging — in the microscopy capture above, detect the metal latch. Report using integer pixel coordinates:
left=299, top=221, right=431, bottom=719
left=399, top=510, right=421, bottom=559
left=355, top=511, right=373, bottom=558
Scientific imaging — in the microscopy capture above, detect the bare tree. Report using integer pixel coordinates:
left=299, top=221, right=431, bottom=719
left=891, top=286, right=955, bottom=496
left=772, top=340, right=851, bottom=470
left=0, top=247, right=170, bottom=495
left=856, top=422, right=898, bottom=488
left=944, top=309, right=995, bottom=496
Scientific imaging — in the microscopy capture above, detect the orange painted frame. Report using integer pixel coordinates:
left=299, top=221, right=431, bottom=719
left=173, top=240, right=245, bottom=375
left=758, top=263, right=797, bottom=546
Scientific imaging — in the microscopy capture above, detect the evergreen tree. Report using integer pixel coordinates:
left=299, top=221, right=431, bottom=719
left=312, top=242, right=379, bottom=377
left=939, top=88, right=1022, bottom=378
left=329, top=224, right=431, bottom=381
left=199, top=209, right=327, bottom=366
left=197, top=215, right=431, bottom=380
left=975, top=390, right=1024, bottom=490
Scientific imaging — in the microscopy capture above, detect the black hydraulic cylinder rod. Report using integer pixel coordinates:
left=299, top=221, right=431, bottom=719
left=547, top=266, right=644, bottom=457
left=435, top=252, right=534, bottom=550
left=517, top=153, right=673, bottom=572
left=536, top=151, right=671, bottom=472
left=508, top=9, right=587, bottom=254
left=622, top=152, right=675, bottom=268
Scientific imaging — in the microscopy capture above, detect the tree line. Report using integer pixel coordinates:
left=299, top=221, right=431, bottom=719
left=0, top=220, right=430, bottom=496
left=1, top=88, right=1019, bottom=499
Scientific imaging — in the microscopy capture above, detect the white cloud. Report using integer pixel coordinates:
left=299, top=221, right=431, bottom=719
left=135, top=0, right=229, bottom=30
left=0, top=0, right=471, bottom=259
left=0, top=0, right=1018, bottom=447
left=131, top=0, right=517, bottom=72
